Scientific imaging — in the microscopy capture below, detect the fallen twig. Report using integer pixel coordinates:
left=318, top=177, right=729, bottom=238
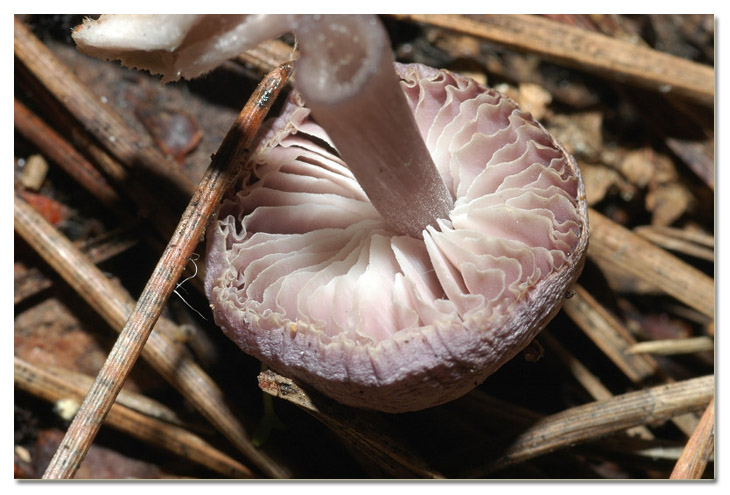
left=14, top=17, right=194, bottom=208
left=14, top=227, right=139, bottom=305
left=540, top=331, right=654, bottom=440
left=562, top=284, right=658, bottom=383
left=634, top=225, right=714, bottom=263
left=627, top=337, right=714, bottom=356
left=14, top=194, right=287, bottom=478
left=259, top=370, right=443, bottom=479
left=464, top=375, right=714, bottom=476
left=588, top=208, right=714, bottom=319
left=670, top=398, right=715, bottom=479
left=38, top=62, right=292, bottom=480
left=14, top=99, right=122, bottom=209
left=393, top=14, right=714, bottom=106
left=14, top=357, right=253, bottom=478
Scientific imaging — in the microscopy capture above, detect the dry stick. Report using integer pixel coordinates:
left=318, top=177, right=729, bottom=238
left=38, top=63, right=292, bottom=480
left=41, top=363, right=185, bottom=426
left=14, top=25, right=182, bottom=240
left=627, top=337, right=714, bottom=356
left=14, top=357, right=253, bottom=478
left=14, top=99, right=121, bottom=209
left=13, top=17, right=194, bottom=207
left=540, top=332, right=614, bottom=402
left=540, top=332, right=654, bottom=440
left=564, top=284, right=700, bottom=438
left=670, top=398, right=715, bottom=479
left=588, top=208, right=715, bottom=319
left=545, top=14, right=715, bottom=192
left=14, top=227, right=139, bottom=305
left=563, top=285, right=658, bottom=383
left=634, top=225, right=714, bottom=263
left=595, top=435, right=689, bottom=462
left=14, top=94, right=172, bottom=255
left=237, top=39, right=298, bottom=77
left=14, top=195, right=286, bottom=478
left=394, top=14, right=714, bottom=107
left=457, top=392, right=685, bottom=470
left=458, top=390, right=543, bottom=428
left=258, top=370, right=444, bottom=479
left=642, top=225, right=715, bottom=249
left=76, top=228, right=142, bottom=265
left=464, top=375, right=713, bottom=476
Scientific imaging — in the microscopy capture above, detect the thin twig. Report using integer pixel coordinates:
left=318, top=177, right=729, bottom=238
left=258, top=370, right=443, bottom=479
left=670, top=398, right=715, bottom=479
left=540, top=332, right=614, bottom=401
left=593, top=435, right=691, bottom=462
left=393, top=14, right=714, bottom=106
left=14, top=357, right=254, bottom=478
left=14, top=226, right=139, bottom=305
left=562, top=285, right=699, bottom=437
left=627, top=337, right=714, bottom=356
left=14, top=194, right=287, bottom=478
left=456, top=390, right=543, bottom=428
left=588, top=208, right=714, bottom=319
left=634, top=225, right=714, bottom=262
left=14, top=99, right=122, bottom=209
left=14, top=100, right=119, bottom=207
left=41, top=363, right=185, bottom=426
left=562, top=285, right=658, bottom=383
left=14, top=17, right=194, bottom=207
left=237, top=39, right=298, bottom=77
left=463, top=375, right=713, bottom=476
left=39, top=62, right=292, bottom=480
left=540, top=331, right=654, bottom=440
left=14, top=20, right=185, bottom=239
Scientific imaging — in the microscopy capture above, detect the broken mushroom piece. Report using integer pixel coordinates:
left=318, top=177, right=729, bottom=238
left=73, top=14, right=588, bottom=412
left=72, top=14, right=293, bottom=82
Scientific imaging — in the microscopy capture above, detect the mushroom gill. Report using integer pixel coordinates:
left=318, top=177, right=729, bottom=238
left=206, top=63, right=588, bottom=412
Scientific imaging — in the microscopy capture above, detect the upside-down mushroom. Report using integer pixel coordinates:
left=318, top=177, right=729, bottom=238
left=74, top=14, right=589, bottom=412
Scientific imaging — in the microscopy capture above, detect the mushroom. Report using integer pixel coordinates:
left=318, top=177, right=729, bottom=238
left=74, top=14, right=589, bottom=412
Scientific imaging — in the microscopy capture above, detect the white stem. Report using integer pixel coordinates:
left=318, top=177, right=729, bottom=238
left=291, top=15, right=453, bottom=238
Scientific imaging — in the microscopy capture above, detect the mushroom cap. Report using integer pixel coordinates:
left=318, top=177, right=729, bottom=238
left=205, top=63, right=588, bottom=413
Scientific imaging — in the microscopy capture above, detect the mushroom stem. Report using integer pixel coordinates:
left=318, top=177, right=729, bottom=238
left=291, top=15, right=454, bottom=238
